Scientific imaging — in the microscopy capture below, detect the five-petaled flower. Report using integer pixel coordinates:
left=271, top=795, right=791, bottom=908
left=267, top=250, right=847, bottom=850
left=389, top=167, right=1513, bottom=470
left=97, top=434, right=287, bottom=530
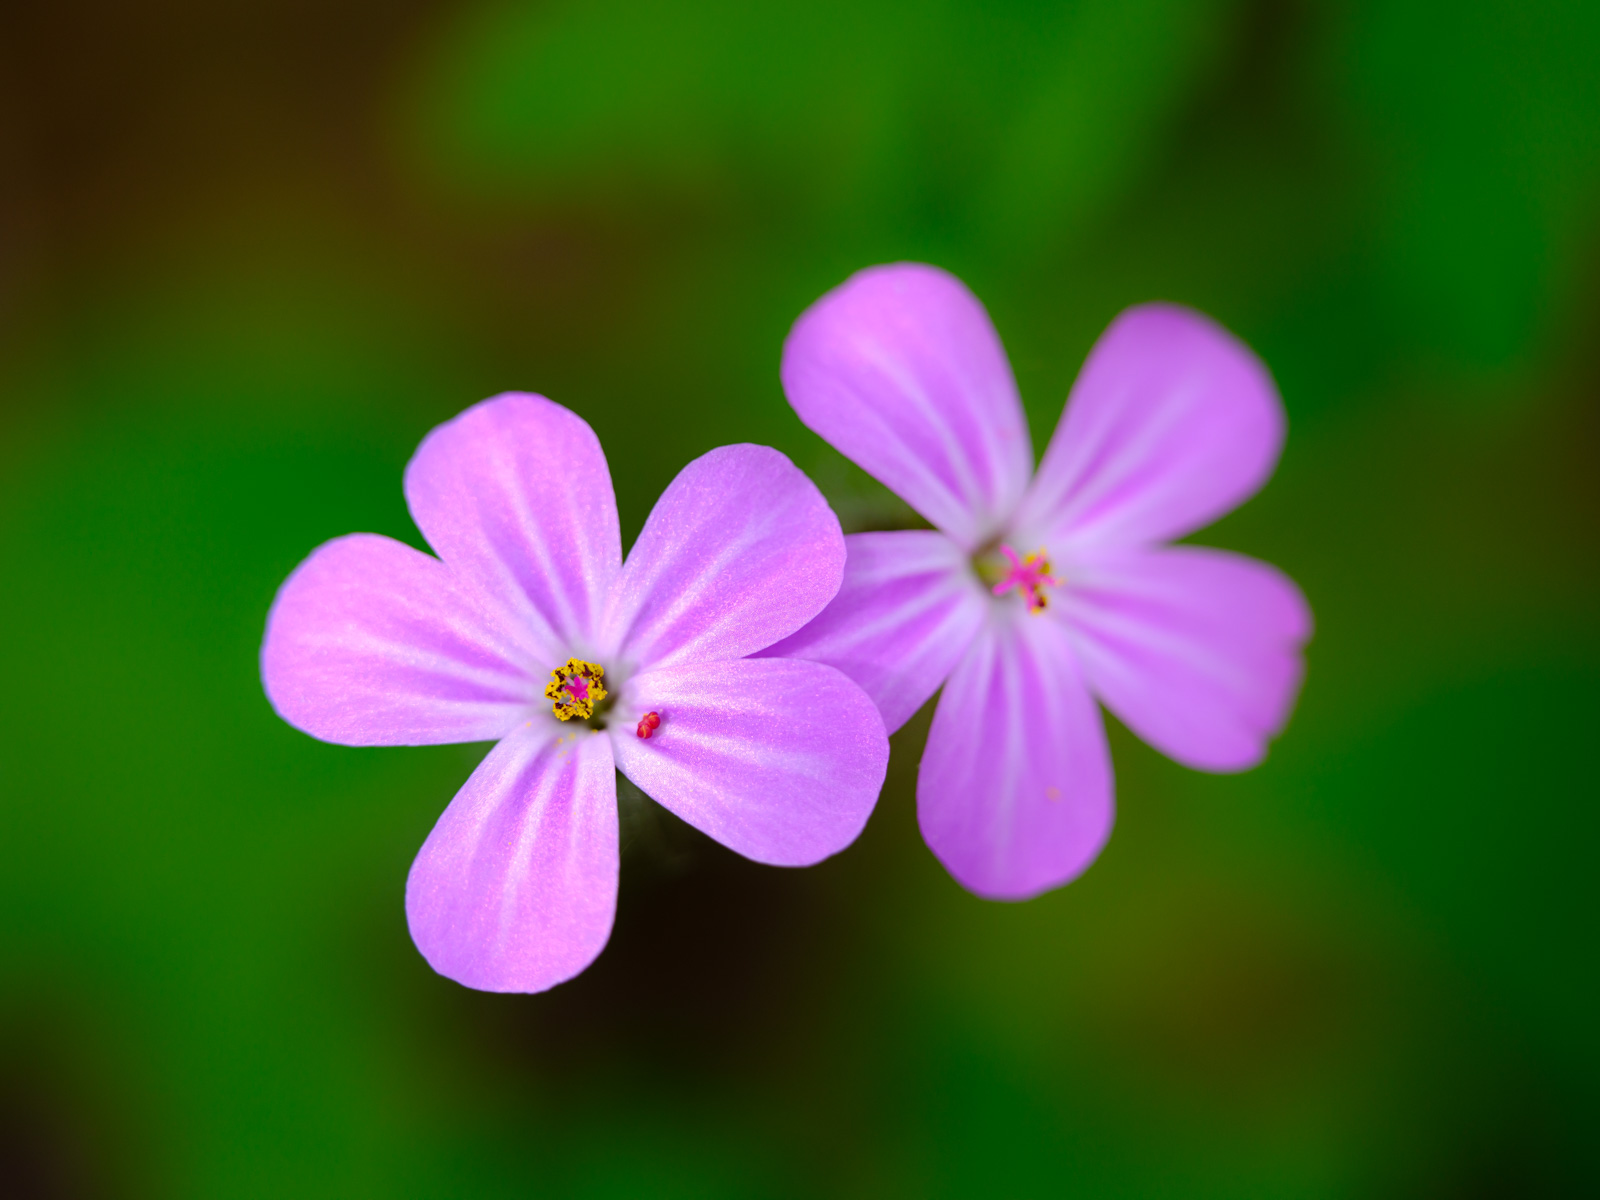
left=764, top=263, right=1312, bottom=899
left=262, top=394, right=888, bottom=992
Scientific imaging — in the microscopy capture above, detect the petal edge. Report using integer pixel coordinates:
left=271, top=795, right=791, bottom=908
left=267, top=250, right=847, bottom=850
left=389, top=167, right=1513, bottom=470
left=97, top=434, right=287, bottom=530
left=1059, top=545, right=1311, bottom=772
left=1013, top=304, right=1284, bottom=551
left=406, top=723, right=618, bottom=993
left=404, top=393, right=621, bottom=659
left=759, top=530, right=985, bottom=734
left=918, top=614, right=1115, bottom=900
left=783, top=263, right=1033, bottom=548
left=602, top=444, right=845, bottom=670
left=612, top=657, right=888, bottom=866
left=261, top=533, right=535, bottom=746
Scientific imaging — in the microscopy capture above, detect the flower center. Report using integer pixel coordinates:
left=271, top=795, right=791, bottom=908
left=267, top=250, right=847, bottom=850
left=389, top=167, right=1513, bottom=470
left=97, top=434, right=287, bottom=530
left=544, top=658, right=608, bottom=721
left=987, top=543, right=1059, bottom=614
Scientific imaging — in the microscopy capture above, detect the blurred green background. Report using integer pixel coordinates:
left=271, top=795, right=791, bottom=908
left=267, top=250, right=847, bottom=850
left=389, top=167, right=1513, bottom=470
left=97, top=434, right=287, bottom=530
left=2, top=0, right=1597, bottom=1195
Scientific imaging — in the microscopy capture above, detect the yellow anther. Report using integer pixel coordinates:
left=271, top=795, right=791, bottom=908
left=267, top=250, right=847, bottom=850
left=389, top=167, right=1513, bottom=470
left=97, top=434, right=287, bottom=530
left=544, top=658, right=607, bottom=721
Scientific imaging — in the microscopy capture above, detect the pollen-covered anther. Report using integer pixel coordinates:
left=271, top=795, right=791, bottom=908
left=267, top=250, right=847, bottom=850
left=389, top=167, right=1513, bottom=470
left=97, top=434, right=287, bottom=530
left=636, top=711, right=661, bottom=740
left=991, top=544, right=1059, bottom=614
left=544, top=658, right=607, bottom=721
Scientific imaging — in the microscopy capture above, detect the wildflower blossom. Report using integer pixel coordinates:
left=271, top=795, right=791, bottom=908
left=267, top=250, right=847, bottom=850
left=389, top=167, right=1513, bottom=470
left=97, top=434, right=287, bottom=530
left=764, top=264, right=1311, bottom=899
left=262, top=394, right=888, bottom=991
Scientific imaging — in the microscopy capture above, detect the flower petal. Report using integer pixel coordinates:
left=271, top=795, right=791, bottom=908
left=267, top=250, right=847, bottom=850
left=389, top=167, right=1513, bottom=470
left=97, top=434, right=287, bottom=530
left=610, top=658, right=888, bottom=866
left=758, top=530, right=986, bottom=734
left=782, top=263, right=1033, bottom=549
left=919, top=614, right=1114, bottom=900
left=406, top=723, right=618, bottom=993
left=1010, top=304, right=1284, bottom=551
left=404, top=393, right=621, bottom=660
left=601, top=444, right=845, bottom=671
left=261, top=533, right=536, bottom=746
left=1057, top=545, right=1311, bottom=772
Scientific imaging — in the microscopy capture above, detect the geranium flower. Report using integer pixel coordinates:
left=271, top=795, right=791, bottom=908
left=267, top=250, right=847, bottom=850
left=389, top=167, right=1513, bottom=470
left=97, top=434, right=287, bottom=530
left=763, top=264, right=1311, bottom=899
left=262, top=394, right=888, bottom=992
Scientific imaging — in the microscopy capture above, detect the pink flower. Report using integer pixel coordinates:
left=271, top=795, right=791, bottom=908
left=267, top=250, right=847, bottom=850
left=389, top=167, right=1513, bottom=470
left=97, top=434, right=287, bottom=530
left=764, top=264, right=1311, bottom=899
left=262, top=394, right=888, bottom=992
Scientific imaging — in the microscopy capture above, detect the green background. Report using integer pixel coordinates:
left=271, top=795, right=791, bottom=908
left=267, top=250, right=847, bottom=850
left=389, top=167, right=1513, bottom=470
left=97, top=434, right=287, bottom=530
left=2, top=1, right=1597, bottom=1195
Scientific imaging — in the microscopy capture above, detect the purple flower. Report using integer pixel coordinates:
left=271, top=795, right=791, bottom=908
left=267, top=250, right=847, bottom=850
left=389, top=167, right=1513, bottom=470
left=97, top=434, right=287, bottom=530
left=262, top=394, right=888, bottom=992
left=764, top=264, right=1311, bottom=900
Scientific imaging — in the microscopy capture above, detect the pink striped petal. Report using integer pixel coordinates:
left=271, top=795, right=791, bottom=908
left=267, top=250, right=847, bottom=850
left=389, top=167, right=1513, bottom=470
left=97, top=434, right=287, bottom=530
left=782, top=263, right=1033, bottom=550
left=1058, top=546, right=1311, bottom=772
left=919, top=614, right=1114, bottom=900
left=601, top=444, right=844, bottom=671
left=261, top=533, right=536, bottom=746
left=1011, top=305, right=1284, bottom=552
left=404, top=393, right=621, bottom=661
left=610, top=658, right=888, bottom=866
left=758, top=530, right=986, bottom=734
left=406, top=723, right=618, bottom=993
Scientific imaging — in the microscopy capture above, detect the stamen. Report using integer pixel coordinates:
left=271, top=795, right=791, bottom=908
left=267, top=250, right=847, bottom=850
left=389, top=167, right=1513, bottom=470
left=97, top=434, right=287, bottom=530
left=991, top=544, right=1059, bottom=614
left=544, top=658, right=608, bottom=721
left=635, top=711, right=661, bottom=740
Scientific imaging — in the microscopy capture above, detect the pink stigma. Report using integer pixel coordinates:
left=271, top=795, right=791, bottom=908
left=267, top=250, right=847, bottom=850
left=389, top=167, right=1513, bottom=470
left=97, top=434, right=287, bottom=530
left=565, top=675, right=590, bottom=701
left=991, top=544, right=1058, bottom=614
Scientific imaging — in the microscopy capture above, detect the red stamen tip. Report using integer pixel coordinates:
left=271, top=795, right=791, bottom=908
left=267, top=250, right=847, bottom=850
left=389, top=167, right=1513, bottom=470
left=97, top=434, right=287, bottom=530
left=636, top=711, right=661, bottom=739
